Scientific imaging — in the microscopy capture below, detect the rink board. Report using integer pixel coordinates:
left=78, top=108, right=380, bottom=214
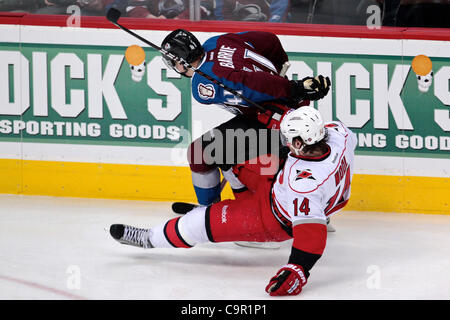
left=0, top=16, right=449, bottom=214
left=0, top=158, right=448, bottom=214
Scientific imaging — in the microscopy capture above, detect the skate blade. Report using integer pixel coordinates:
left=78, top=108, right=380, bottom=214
left=234, top=241, right=281, bottom=250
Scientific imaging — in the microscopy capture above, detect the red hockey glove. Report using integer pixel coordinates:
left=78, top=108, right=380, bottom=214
left=265, top=264, right=307, bottom=296
left=257, top=103, right=293, bottom=129
left=257, top=110, right=284, bottom=129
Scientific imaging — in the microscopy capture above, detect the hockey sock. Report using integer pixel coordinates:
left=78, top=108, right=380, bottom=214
left=149, top=206, right=210, bottom=248
left=191, top=168, right=221, bottom=205
left=221, top=167, right=250, bottom=200
left=221, top=167, right=246, bottom=191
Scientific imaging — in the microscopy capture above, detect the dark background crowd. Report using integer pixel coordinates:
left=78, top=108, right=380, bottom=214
left=0, top=0, right=448, bottom=27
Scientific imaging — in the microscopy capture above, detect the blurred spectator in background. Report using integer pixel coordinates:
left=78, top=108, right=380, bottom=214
left=33, top=0, right=112, bottom=15
left=80, top=0, right=113, bottom=16
left=215, top=0, right=270, bottom=21
left=145, top=0, right=186, bottom=18
left=108, top=0, right=215, bottom=20
left=1, top=0, right=448, bottom=28
left=378, top=0, right=450, bottom=28
left=269, top=0, right=290, bottom=21
left=0, top=0, right=43, bottom=13
left=377, top=0, right=400, bottom=25
left=31, top=0, right=185, bottom=18
left=116, top=0, right=167, bottom=18
left=145, top=0, right=215, bottom=19
left=215, top=0, right=290, bottom=22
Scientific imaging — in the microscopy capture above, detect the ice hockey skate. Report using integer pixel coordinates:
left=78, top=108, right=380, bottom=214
left=326, top=217, right=336, bottom=232
left=110, top=224, right=154, bottom=249
left=172, top=202, right=199, bottom=214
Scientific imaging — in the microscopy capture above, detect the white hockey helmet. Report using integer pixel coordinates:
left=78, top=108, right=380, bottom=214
left=280, top=106, right=326, bottom=147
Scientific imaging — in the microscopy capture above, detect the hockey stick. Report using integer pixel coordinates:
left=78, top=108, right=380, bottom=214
left=106, top=8, right=267, bottom=113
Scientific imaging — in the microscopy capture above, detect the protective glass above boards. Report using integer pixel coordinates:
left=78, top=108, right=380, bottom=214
left=0, top=0, right=449, bottom=28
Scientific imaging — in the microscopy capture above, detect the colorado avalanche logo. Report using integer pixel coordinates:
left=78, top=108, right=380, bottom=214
left=198, top=83, right=216, bottom=100
left=295, top=169, right=316, bottom=181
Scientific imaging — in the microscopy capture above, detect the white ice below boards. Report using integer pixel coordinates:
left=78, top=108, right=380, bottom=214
left=0, top=194, right=449, bottom=300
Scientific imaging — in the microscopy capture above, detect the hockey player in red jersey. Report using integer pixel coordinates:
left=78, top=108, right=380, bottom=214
left=110, top=106, right=357, bottom=296
left=160, top=29, right=331, bottom=207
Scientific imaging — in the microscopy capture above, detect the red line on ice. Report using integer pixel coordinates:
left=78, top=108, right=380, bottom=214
left=0, top=274, right=88, bottom=300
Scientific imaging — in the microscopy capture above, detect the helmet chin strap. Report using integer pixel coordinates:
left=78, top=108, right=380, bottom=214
left=288, top=141, right=304, bottom=156
left=293, top=145, right=305, bottom=156
left=173, top=64, right=190, bottom=77
left=180, top=70, right=190, bottom=77
left=176, top=54, right=204, bottom=78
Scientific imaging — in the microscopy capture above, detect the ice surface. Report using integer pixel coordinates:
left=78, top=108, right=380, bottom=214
left=0, top=194, right=449, bottom=300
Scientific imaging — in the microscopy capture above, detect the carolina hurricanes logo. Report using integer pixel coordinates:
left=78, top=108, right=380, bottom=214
left=198, top=83, right=216, bottom=100
left=295, top=169, right=316, bottom=181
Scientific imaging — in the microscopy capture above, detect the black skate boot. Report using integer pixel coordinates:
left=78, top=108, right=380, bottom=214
left=110, top=224, right=154, bottom=248
left=171, top=202, right=198, bottom=214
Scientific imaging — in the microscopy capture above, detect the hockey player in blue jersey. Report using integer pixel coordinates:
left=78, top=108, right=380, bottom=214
left=161, top=29, right=331, bottom=207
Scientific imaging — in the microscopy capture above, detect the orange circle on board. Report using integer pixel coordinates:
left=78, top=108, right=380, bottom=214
left=411, top=55, right=432, bottom=76
left=125, top=45, right=145, bottom=66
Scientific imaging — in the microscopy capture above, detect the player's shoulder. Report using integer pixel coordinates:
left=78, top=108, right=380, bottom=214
left=234, top=30, right=276, bottom=39
left=326, top=121, right=358, bottom=139
left=202, top=35, right=221, bottom=51
left=325, top=121, right=357, bottom=150
left=192, top=73, right=219, bottom=104
left=191, top=62, right=220, bottom=104
left=204, top=33, right=240, bottom=48
left=325, top=121, right=350, bottom=135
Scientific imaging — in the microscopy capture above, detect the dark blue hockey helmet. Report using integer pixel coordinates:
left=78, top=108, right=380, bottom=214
left=161, top=29, right=204, bottom=73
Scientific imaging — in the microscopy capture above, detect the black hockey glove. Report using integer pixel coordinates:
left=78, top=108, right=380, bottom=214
left=290, top=75, right=331, bottom=102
